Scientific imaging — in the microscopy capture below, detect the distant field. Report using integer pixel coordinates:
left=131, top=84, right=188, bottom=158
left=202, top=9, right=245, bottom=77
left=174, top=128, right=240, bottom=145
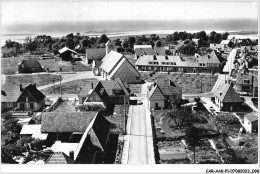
left=141, top=72, right=218, bottom=94
left=4, top=74, right=61, bottom=87
left=1, top=55, right=92, bottom=75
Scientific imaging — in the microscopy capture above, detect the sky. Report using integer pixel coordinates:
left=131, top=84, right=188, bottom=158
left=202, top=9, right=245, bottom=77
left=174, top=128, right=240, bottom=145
left=2, top=1, right=258, bottom=25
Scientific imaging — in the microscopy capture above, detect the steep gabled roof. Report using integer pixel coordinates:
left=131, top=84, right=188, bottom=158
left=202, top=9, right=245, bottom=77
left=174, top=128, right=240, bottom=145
left=156, top=79, right=181, bottom=95
left=18, top=59, right=43, bottom=68
left=215, top=83, right=243, bottom=103
left=100, top=51, right=124, bottom=73
left=85, top=48, right=106, bottom=60
left=59, top=47, right=78, bottom=54
left=149, top=85, right=165, bottom=100
left=41, top=112, right=97, bottom=133
left=100, top=80, right=129, bottom=96
left=1, top=84, right=23, bottom=102
left=22, top=84, right=45, bottom=102
left=78, top=79, right=99, bottom=96
left=46, top=152, right=74, bottom=164
left=135, top=47, right=165, bottom=57
left=198, top=51, right=220, bottom=64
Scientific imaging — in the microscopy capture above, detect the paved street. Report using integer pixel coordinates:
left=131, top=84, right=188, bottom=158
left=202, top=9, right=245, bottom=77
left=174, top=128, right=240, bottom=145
left=122, top=81, right=155, bottom=164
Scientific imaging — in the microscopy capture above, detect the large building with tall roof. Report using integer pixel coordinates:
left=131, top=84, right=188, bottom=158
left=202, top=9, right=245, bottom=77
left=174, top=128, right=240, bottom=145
left=99, top=51, right=141, bottom=84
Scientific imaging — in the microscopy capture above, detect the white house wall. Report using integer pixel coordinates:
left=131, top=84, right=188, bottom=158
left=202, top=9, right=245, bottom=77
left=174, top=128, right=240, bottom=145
left=109, top=60, right=141, bottom=84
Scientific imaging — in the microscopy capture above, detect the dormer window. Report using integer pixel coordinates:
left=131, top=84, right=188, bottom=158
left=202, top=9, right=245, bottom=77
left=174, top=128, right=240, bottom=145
left=244, top=79, right=250, bottom=83
left=143, top=51, right=147, bottom=55
left=165, top=56, right=168, bottom=60
left=153, top=55, right=157, bottom=60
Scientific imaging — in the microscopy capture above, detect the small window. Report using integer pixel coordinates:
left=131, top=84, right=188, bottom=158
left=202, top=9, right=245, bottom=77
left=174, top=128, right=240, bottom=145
left=136, top=76, right=140, bottom=80
left=244, top=79, right=250, bottom=83
left=30, top=103, right=34, bottom=109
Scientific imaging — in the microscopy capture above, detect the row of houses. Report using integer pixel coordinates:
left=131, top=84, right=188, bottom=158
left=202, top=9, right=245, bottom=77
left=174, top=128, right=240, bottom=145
left=135, top=50, right=221, bottom=73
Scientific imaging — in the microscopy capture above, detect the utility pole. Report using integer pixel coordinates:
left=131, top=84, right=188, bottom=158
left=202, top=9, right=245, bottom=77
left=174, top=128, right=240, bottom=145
left=124, top=95, right=126, bottom=135
left=60, top=75, right=62, bottom=99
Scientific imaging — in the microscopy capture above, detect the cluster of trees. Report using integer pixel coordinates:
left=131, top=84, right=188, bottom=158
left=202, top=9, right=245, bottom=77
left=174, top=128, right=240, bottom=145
left=4, top=39, right=22, bottom=52
left=1, top=112, right=44, bottom=164
left=166, top=31, right=230, bottom=47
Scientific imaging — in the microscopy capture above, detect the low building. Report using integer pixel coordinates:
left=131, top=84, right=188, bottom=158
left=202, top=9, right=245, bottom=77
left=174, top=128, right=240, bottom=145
left=18, top=59, right=45, bottom=73
left=100, top=51, right=141, bottom=84
left=135, top=50, right=221, bottom=73
left=214, top=83, right=243, bottom=111
left=85, top=48, right=106, bottom=64
left=133, top=45, right=152, bottom=51
left=243, top=113, right=258, bottom=133
left=58, top=47, right=78, bottom=61
left=1, top=83, right=45, bottom=111
left=148, top=79, right=182, bottom=109
left=134, top=47, right=165, bottom=59
left=41, top=112, right=111, bottom=164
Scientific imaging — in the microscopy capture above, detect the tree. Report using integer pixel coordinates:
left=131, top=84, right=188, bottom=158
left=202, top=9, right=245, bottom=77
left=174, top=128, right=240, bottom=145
left=128, top=37, right=136, bottom=48
left=114, top=39, right=122, bottom=47
left=99, top=34, right=109, bottom=44
left=122, top=40, right=129, bottom=48
left=185, top=126, right=204, bottom=163
left=221, top=32, right=229, bottom=40
left=155, top=40, right=162, bottom=47
left=25, top=41, right=37, bottom=53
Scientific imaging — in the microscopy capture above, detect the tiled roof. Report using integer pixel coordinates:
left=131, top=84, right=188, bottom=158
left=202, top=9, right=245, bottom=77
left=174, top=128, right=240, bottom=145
left=135, top=55, right=196, bottom=67
left=215, top=83, right=243, bottom=103
left=19, top=59, right=43, bottom=68
left=244, top=113, right=258, bottom=122
left=1, top=83, right=30, bottom=102
left=149, top=85, right=165, bottom=100
left=198, top=51, right=220, bottom=64
left=134, top=45, right=152, bottom=50
left=46, top=152, right=74, bottom=164
left=41, top=112, right=97, bottom=133
left=100, top=51, right=124, bottom=73
left=156, top=79, right=181, bottom=96
left=100, top=79, right=129, bottom=96
left=135, top=47, right=165, bottom=57
left=109, top=57, right=141, bottom=79
left=86, top=48, right=106, bottom=60
left=20, top=84, right=45, bottom=102
left=59, top=47, right=78, bottom=54
left=78, top=79, right=99, bottom=95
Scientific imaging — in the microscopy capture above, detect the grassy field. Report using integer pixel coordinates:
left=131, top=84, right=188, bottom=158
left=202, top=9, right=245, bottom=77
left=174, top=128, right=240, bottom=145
left=141, top=72, right=218, bottom=94
left=4, top=74, right=61, bottom=87
left=41, top=79, right=142, bottom=95
left=1, top=56, right=92, bottom=75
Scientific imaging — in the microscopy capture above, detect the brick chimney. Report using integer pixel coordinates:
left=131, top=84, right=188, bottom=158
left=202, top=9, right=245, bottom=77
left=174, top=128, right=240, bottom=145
left=69, top=150, right=74, bottom=160
left=91, top=83, right=93, bottom=89
left=20, top=84, right=23, bottom=92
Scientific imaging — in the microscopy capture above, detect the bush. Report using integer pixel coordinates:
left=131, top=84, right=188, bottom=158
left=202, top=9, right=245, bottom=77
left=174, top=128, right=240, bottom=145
left=31, top=139, right=44, bottom=151
left=76, top=104, right=106, bottom=112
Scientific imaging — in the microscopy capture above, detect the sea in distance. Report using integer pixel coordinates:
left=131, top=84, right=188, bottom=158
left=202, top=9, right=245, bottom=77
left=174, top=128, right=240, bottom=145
left=2, top=19, right=258, bottom=45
